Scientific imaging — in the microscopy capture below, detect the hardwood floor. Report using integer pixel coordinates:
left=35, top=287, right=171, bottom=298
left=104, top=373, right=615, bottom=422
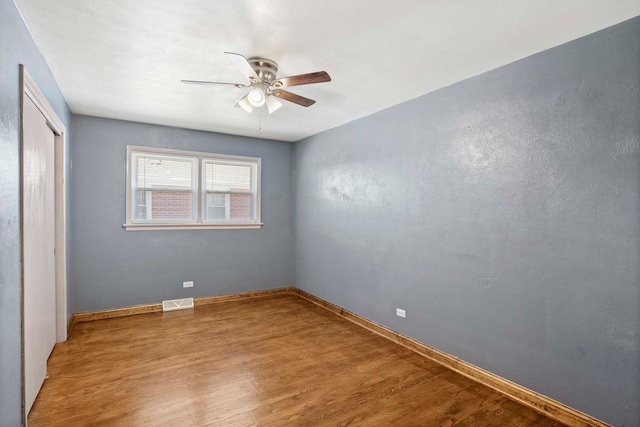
left=29, top=294, right=567, bottom=426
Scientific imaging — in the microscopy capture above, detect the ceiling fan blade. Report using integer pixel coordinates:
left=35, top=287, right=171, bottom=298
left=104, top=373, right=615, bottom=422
left=181, top=79, right=247, bottom=88
left=272, top=89, right=316, bottom=107
left=272, top=71, right=331, bottom=88
left=224, top=52, right=259, bottom=82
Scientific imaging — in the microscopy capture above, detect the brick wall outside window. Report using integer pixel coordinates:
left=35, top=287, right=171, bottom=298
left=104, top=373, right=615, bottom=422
left=146, top=187, right=250, bottom=220
left=230, top=188, right=250, bottom=220
left=151, top=190, right=192, bottom=220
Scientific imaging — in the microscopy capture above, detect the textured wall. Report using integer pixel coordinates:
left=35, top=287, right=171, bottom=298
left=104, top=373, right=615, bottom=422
left=294, top=17, right=640, bottom=426
left=70, top=116, right=293, bottom=312
left=0, top=0, right=71, bottom=425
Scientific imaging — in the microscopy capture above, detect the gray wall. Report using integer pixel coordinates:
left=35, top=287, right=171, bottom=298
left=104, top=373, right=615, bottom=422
left=294, top=17, right=640, bottom=426
left=70, top=116, right=293, bottom=312
left=0, top=0, right=72, bottom=425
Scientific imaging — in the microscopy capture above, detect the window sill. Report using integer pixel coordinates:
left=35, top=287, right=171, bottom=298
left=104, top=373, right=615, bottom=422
left=123, top=223, right=263, bottom=231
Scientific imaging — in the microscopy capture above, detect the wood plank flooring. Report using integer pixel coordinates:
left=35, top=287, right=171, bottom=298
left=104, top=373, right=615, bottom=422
left=29, top=294, right=567, bottom=426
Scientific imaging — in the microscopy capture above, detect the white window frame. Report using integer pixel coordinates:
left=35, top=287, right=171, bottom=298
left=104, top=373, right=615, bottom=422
left=125, top=145, right=262, bottom=231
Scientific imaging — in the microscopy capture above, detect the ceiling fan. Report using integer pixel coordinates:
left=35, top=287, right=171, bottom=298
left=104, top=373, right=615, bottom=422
left=181, top=52, right=331, bottom=114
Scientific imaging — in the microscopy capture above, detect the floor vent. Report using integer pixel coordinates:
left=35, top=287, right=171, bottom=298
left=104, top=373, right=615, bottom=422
left=162, top=298, right=194, bottom=312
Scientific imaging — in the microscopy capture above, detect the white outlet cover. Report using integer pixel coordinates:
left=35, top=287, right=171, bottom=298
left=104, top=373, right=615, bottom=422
left=396, top=308, right=406, bottom=318
left=183, top=281, right=194, bottom=288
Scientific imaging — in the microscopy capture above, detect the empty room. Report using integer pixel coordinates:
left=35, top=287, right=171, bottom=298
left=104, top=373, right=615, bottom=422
left=1, top=0, right=639, bottom=426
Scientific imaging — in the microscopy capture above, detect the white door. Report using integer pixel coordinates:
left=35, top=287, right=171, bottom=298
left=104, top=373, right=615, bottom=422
left=23, top=95, right=57, bottom=413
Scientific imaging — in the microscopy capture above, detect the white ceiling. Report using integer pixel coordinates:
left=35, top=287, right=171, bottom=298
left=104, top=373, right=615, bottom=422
left=15, top=0, right=640, bottom=142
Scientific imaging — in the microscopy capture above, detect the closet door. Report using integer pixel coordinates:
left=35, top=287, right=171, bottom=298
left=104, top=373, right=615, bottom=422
left=23, top=95, right=57, bottom=413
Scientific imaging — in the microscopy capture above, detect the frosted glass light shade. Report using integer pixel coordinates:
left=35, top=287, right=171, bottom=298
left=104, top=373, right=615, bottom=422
left=248, top=89, right=266, bottom=107
left=265, top=96, right=283, bottom=114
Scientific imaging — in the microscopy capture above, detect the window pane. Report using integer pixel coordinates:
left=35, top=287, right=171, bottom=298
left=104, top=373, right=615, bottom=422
left=135, top=189, right=149, bottom=220
left=133, top=154, right=195, bottom=221
left=205, top=193, right=252, bottom=221
left=205, top=193, right=226, bottom=221
left=211, top=193, right=226, bottom=207
left=206, top=206, right=226, bottom=221
left=146, top=190, right=193, bottom=220
left=205, top=162, right=251, bottom=192
left=229, top=193, right=251, bottom=221
left=137, top=155, right=193, bottom=190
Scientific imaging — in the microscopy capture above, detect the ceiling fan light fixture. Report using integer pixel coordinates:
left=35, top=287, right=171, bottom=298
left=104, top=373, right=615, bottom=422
left=265, top=95, right=283, bottom=114
left=248, top=88, right=266, bottom=107
left=238, top=94, right=254, bottom=113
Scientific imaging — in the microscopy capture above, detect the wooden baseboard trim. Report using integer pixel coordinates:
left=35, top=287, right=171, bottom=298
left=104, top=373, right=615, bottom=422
left=66, top=315, right=74, bottom=338
left=290, top=287, right=610, bottom=427
left=71, top=302, right=163, bottom=323
left=72, top=287, right=295, bottom=324
left=195, top=286, right=294, bottom=306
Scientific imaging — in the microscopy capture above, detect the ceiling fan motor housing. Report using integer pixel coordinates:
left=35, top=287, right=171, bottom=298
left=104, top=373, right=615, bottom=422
left=247, top=57, right=278, bottom=84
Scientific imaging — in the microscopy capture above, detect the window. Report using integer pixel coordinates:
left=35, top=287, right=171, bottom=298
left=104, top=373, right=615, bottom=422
left=132, top=153, right=197, bottom=223
left=125, top=146, right=261, bottom=230
left=203, top=161, right=252, bottom=222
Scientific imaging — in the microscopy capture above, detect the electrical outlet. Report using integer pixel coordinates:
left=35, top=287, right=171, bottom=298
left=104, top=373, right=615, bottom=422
left=183, top=281, right=194, bottom=288
left=396, top=308, right=406, bottom=318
